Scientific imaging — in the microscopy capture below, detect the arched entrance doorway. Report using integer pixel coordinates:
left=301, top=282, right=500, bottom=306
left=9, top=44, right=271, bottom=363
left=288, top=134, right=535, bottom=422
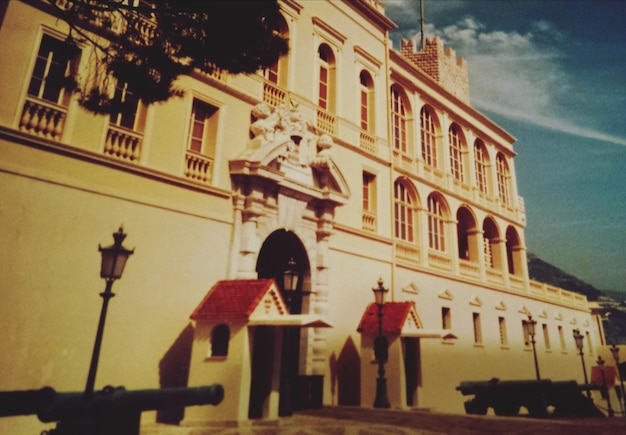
left=248, top=229, right=310, bottom=418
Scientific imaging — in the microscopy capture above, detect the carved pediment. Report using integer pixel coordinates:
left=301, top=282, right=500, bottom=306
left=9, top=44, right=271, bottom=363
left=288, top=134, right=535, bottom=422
left=230, top=101, right=350, bottom=204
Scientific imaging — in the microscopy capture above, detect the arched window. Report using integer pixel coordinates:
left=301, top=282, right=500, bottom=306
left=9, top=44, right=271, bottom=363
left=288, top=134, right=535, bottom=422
left=496, top=153, right=511, bottom=206
left=474, top=139, right=488, bottom=195
left=318, top=44, right=336, bottom=112
left=211, top=324, right=230, bottom=357
left=420, top=106, right=437, bottom=168
left=505, top=226, right=522, bottom=275
left=427, top=194, right=446, bottom=251
left=457, top=206, right=477, bottom=261
left=359, top=71, right=374, bottom=132
left=448, top=124, right=466, bottom=182
left=263, top=12, right=289, bottom=87
left=394, top=180, right=416, bottom=243
left=482, top=218, right=501, bottom=269
left=391, top=86, right=408, bottom=153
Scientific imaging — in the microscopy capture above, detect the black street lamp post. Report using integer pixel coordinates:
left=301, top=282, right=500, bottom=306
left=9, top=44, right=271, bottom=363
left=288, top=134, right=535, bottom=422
left=597, top=356, right=615, bottom=417
left=525, top=315, right=540, bottom=380
left=372, top=278, right=390, bottom=409
left=84, top=227, right=134, bottom=399
left=610, top=344, right=626, bottom=417
left=573, top=328, right=591, bottom=398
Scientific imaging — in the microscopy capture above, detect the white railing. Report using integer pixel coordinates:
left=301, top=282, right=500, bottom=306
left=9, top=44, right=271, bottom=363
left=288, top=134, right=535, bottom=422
left=184, top=151, right=213, bottom=184
left=317, top=109, right=336, bottom=135
left=104, top=125, right=142, bottom=162
left=459, top=259, right=480, bottom=279
left=263, top=82, right=286, bottom=108
left=19, top=97, right=67, bottom=141
left=362, top=210, right=376, bottom=233
left=428, top=250, right=452, bottom=271
left=359, top=130, right=375, bottom=154
left=396, top=241, right=420, bottom=264
left=392, top=149, right=414, bottom=172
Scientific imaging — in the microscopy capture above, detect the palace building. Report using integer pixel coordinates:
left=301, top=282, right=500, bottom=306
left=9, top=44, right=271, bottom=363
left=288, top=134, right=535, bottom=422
left=0, top=0, right=606, bottom=431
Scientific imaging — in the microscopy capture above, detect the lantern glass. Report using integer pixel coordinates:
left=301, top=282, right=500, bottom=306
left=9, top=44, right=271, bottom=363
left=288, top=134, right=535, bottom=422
left=99, top=227, right=133, bottom=280
left=573, top=329, right=584, bottom=351
left=283, top=258, right=299, bottom=293
left=372, top=278, right=388, bottom=306
left=526, top=316, right=536, bottom=337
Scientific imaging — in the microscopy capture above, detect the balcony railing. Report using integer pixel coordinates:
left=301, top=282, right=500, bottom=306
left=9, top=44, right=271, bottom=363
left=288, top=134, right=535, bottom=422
left=392, top=149, right=414, bottom=172
left=19, top=97, right=67, bottom=141
left=104, top=125, right=142, bottom=162
left=459, top=259, right=480, bottom=279
left=486, top=268, right=505, bottom=285
left=428, top=250, right=452, bottom=271
left=317, top=109, right=336, bottom=135
left=359, top=130, right=375, bottom=154
left=263, top=82, right=286, bottom=108
left=184, top=151, right=213, bottom=184
left=362, top=210, right=376, bottom=233
left=396, top=241, right=420, bottom=264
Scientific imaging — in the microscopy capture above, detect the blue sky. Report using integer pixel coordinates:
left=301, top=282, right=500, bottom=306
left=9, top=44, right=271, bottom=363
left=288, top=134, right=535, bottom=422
left=381, top=0, right=626, bottom=292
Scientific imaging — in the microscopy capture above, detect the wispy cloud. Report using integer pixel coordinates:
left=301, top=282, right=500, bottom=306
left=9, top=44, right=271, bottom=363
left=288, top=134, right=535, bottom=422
left=383, top=1, right=626, bottom=147
left=431, top=18, right=626, bottom=147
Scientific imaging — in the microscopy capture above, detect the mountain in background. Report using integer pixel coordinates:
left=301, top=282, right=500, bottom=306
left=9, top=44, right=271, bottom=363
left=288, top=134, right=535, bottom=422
left=527, top=253, right=626, bottom=345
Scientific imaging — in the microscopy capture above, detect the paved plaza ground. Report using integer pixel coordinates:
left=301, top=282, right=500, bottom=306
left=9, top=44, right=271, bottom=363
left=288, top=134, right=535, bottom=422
left=141, top=406, right=626, bottom=435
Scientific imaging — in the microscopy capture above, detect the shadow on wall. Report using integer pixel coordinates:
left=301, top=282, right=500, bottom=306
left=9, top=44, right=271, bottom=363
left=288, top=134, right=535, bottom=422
left=156, top=323, right=195, bottom=424
left=330, top=336, right=361, bottom=406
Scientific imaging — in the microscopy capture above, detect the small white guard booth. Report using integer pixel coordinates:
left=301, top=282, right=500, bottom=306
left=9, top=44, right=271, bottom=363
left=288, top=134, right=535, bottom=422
left=185, top=279, right=332, bottom=423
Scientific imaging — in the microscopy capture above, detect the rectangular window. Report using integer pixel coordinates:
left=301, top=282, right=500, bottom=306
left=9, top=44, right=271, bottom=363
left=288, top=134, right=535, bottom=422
left=542, top=324, right=551, bottom=350
left=360, top=87, right=368, bottom=130
left=318, top=65, right=328, bottom=109
left=586, top=331, right=593, bottom=355
left=442, top=307, right=451, bottom=330
left=188, top=99, right=218, bottom=155
left=499, top=316, right=508, bottom=346
left=110, top=82, right=140, bottom=130
left=522, top=319, right=531, bottom=347
left=558, top=326, right=566, bottom=351
left=362, top=172, right=375, bottom=211
left=473, top=313, right=482, bottom=344
left=28, top=34, right=79, bottom=106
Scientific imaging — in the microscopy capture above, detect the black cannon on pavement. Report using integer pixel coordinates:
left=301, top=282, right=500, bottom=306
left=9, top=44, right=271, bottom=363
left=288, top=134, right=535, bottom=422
left=0, top=384, right=224, bottom=435
left=456, top=378, right=604, bottom=418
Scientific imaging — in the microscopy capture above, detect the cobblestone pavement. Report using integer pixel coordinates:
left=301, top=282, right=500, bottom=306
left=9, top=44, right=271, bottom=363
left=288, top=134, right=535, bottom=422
left=141, top=406, right=626, bottom=435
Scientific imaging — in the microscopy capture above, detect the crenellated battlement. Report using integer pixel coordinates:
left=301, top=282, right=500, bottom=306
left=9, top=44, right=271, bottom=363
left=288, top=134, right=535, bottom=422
left=400, top=37, right=470, bottom=103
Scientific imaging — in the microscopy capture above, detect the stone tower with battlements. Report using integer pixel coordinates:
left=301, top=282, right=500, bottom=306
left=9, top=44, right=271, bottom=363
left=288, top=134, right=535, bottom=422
left=401, top=37, right=470, bottom=103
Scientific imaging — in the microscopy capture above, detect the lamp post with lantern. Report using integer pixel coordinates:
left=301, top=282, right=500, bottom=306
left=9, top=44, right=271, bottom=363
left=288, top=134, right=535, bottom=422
left=84, top=226, right=134, bottom=399
left=573, top=328, right=591, bottom=398
left=278, top=257, right=302, bottom=417
left=372, top=278, right=390, bottom=409
left=525, top=315, right=540, bottom=380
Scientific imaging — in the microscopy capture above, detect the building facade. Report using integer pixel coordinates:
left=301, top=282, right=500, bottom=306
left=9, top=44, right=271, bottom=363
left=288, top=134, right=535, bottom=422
left=0, top=0, right=606, bottom=431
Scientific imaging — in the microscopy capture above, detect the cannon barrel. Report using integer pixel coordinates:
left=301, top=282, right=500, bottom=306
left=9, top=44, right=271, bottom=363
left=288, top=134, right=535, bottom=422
left=457, top=378, right=602, bottom=395
left=0, top=387, right=56, bottom=417
left=36, top=385, right=224, bottom=423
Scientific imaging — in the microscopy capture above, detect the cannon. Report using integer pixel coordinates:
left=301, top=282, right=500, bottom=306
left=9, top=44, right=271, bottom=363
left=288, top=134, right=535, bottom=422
left=0, top=384, right=224, bottom=435
left=456, top=378, right=604, bottom=418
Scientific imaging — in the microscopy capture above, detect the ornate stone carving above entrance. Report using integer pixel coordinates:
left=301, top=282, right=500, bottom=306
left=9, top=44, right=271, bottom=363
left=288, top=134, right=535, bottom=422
left=232, top=101, right=350, bottom=200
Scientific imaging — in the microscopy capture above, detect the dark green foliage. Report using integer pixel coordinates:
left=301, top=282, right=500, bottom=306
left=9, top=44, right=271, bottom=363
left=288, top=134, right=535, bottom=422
left=528, top=253, right=626, bottom=344
left=527, top=253, right=602, bottom=301
left=46, top=0, right=289, bottom=114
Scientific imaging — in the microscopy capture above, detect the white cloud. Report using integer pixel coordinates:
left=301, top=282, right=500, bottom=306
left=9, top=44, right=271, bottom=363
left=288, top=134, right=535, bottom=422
left=426, top=18, right=626, bottom=147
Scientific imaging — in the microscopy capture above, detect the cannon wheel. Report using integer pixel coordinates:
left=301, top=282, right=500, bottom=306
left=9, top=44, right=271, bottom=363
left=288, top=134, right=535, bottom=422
left=494, top=401, right=521, bottom=416
left=464, top=398, right=488, bottom=415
